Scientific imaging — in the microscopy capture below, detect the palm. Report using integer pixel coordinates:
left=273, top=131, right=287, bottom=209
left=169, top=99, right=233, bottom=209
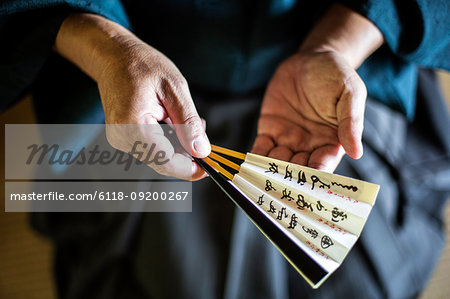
left=252, top=52, right=366, bottom=172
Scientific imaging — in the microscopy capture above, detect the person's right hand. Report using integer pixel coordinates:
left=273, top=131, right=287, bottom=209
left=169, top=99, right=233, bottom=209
left=54, top=13, right=210, bottom=180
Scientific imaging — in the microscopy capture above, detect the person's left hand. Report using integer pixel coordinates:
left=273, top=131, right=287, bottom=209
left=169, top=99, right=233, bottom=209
left=251, top=50, right=367, bottom=172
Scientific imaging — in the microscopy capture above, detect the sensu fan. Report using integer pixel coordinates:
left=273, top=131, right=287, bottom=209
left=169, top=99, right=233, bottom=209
left=195, top=145, right=379, bottom=288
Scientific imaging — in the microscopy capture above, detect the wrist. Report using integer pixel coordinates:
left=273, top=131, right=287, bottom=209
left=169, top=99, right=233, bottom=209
left=299, top=3, right=383, bottom=69
left=54, top=13, right=139, bottom=82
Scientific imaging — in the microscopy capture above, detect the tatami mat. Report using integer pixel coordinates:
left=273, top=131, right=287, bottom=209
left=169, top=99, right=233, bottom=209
left=0, top=97, right=56, bottom=299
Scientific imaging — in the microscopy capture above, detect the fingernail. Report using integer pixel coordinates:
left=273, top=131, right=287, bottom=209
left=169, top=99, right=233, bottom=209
left=193, top=136, right=211, bottom=156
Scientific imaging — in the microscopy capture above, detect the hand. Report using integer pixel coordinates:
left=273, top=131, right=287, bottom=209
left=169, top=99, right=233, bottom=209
left=98, top=39, right=210, bottom=180
left=54, top=14, right=210, bottom=180
left=252, top=50, right=366, bottom=172
left=252, top=3, right=383, bottom=172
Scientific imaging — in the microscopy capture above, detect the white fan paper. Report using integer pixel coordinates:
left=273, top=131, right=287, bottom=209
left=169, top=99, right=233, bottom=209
left=231, top=153, right=379, bottom=288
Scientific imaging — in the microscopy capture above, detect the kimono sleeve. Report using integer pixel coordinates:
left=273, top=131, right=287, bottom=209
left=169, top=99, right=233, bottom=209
left=339, top=0, right=450, bottom=70
left=0, top=0, right=130, bottom=109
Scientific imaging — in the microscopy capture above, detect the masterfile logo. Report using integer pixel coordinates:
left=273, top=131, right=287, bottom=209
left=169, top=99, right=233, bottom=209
left=5, top=124, right=191, bottom=180
left=25, top=141, right=170, bottom=171
left=4, top=124, right=193, bottom=212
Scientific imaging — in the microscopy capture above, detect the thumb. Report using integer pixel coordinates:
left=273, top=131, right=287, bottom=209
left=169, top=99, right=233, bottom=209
left=336, top=74, right=366, bottom=159
left=160, top=77, right=211, bottom=158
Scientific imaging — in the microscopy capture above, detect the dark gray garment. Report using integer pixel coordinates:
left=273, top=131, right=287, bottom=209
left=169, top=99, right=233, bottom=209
left=31, top=69, right=450, bottom=299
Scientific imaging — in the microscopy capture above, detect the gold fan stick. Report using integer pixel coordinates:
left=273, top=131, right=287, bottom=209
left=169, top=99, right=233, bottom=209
left=211, top=144, right=246, bottom=160
left=208, top=152, right=241, bottom=171
left=203, top=156, right=234, bottom=180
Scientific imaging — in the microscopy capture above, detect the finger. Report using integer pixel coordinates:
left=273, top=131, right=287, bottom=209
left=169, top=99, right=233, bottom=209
left=105, top=116, right=200, bottom=180
left=251, top=134, right=275, bottom=156
left=151, top=152, right=197, bottom=180
left=290, top=152, right=310, bottom=166
left=268, top=146, right=294, bottom=162
left=201, top=118, right=206, bottom=130
left=162, top=117, right=173, bottom=125
left=190, top=161, right=208, bottom=181
left=127, top=124, right=196, bottom=180
left=163, top=124, right=191, bottom=158
left=307, top=144, right=345, bottom=173
left=337, top=73, right=366, bottom=159
left=149, top=126, right=205, bottom=180
left=158, top=77, right=210, bottom=158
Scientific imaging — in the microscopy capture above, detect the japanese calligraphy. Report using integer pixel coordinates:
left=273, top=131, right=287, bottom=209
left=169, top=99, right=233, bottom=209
left=265, top=162, right=279, bottom=174
left=302, top=226, right=319, bottom=239
left=331, top=181, right=358, bottom=192
left=316, top=200, right=325, bottom=211
left=280, top=188, right=294, bottom=201
left=296, top=194, right=313, bottom=211
left=277, top=207, right=288, bottom=220
left=234, top=152, right=380, bottom=272
left=257, top=194, right=264, bottom=205
left=288, top=213, right=298, bottom=229
left=267, top=200, right=276, bottom=214
left=320, top=235, right=334, bottom=249
left=297, top=170, right=307, bottom=185
left=311, top=175, right=330, bottom=190
left=331, top=207, right=348, bottom=222
left=265, top=180, right=276, bottom=192
left=284, top=165, right=293, bottom=181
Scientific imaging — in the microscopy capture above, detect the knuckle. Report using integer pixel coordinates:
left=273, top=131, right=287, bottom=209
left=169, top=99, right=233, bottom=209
left=157, top=75, right=190, bottom=102
left=183, top=113, right=202, bottom=126
left=183, top=114, right=204, bottom=136
left=167, top=72, right=188, bottom=88
left=344, top=72, right=367, bottom=97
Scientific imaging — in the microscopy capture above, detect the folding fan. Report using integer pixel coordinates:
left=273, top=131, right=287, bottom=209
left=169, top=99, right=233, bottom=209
left=194, top=145, right=379, bottom=289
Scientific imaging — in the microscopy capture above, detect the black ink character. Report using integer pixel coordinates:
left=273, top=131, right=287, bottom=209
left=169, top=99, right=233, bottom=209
left=277, top=207, right=288, bottom=220
left=331, top=207, right=348, bottom=222
left=296, top=194, right=313, bottom=211
left=265, top=162, right=279, bottom=174
left=288, top=214, right=298, bottom=229
left=281, top=188, right=294, bottom=201
left=331, top=181, right=358, bottom=192
left=316, top=200, right=325, bottom=211
left=302, top=226, right=319, bottom=239
left=265, top=180, right=276, bottom=192
left=267, top=200, right=276, bottom=214
left=257, top=194, right=264, bottom=205
left=321, top=235, right=334, bottom=249
left=311, top=175, right=330, bottom=190
left=284, top=165, right=293, bottom=181
left=297, top=170, right=307, bottom=185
